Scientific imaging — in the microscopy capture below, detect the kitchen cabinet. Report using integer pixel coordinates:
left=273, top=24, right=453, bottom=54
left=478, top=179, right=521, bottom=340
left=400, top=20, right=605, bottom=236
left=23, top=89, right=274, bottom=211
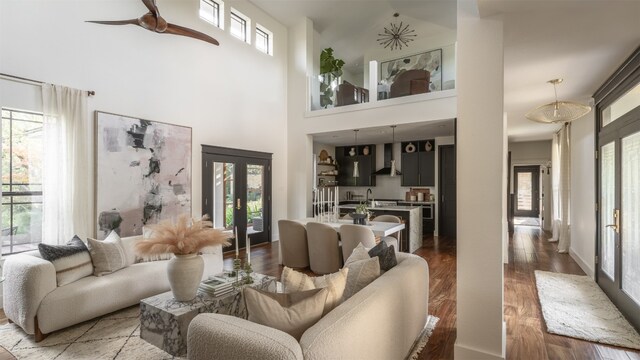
left=335, top=145, right=376, bottom=187
left=401, top=140, right=435, bottom=187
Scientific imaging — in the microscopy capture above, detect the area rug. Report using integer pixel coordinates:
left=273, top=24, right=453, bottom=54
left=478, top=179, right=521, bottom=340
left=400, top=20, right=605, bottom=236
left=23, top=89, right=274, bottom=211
left=535, top=270, right=640, bottom=350
left=405, top=315, right=439, bottom=360
left=0, top=306, right=181, bottom=360
left=514, top=217, right=540, bottom=227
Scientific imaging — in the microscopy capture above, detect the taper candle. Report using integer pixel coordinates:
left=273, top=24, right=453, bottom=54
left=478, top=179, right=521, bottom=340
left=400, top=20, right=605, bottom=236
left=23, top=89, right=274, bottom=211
left=246, top=235, right=251, bottom=263
left=234, top=226, right=239, bottom=257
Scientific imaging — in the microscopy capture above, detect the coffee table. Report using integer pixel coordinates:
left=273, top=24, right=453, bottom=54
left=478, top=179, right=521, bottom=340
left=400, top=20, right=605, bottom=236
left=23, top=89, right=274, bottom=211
left=140, top=272, right=277, bottom=356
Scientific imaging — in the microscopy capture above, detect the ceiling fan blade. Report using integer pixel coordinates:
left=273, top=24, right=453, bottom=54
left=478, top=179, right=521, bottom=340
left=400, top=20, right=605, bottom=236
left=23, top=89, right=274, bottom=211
left=141, top=0, right=160, bottom=18
left=86, top=19, right=140, bottom=26
left=164, top=23, right=219, bottom=46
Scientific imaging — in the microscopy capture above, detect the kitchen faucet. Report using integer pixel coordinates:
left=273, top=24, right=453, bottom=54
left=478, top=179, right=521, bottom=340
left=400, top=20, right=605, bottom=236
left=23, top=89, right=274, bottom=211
left=366, top=188, right=373, bottom=206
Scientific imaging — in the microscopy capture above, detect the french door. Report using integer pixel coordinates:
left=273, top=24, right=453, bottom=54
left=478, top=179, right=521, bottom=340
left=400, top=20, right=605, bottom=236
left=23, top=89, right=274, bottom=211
left=202, top=146, right=272, bottom=251
left=595, top=50, right=640, bottom=330
left=513, top=165, right=540, bottom=218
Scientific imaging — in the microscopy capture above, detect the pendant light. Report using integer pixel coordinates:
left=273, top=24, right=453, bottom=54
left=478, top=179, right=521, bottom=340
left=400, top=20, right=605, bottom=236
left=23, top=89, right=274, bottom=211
left=390, top=125, right=399, bottom=177
left=353, top=129, right=359, bottom=179
left=525, top=79, right=591, bottom=123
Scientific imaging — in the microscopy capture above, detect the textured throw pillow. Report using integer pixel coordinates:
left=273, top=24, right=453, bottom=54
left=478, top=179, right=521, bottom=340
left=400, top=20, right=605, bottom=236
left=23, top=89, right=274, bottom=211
left=244, top=287, right=328, bottom=341
left=38, top=236, right=94, bottom=286
left=87, top=231, right=128, bottom=276
left=120, top=235, right=142, bottom=266
left=343, top=244, right=381, bottom=300
left=135, top=226, right=173, bottom=263
left=368, top=241, right=397, bottom=271
left=282, top=267, right=349, bottom=314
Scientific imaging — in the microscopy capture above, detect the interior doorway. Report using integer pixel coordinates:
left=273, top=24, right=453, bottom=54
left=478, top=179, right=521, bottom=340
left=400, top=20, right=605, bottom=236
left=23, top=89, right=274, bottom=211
left=438, top=144, right=456, bottom=237
left=513, top=165, right=540, bottom=218
left=202, top=146, right=272, bottom=251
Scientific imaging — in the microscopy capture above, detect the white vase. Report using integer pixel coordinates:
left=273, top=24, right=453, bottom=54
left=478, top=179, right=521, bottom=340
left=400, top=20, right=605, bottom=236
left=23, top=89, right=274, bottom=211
left=167, top=254, right=204, bottom=302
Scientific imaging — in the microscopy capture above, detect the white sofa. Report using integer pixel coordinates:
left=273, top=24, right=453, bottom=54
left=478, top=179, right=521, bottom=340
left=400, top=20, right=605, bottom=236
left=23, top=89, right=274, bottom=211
left=187, top=252, right=429, bottom=360
left=2, top=236, right=224, bottom=341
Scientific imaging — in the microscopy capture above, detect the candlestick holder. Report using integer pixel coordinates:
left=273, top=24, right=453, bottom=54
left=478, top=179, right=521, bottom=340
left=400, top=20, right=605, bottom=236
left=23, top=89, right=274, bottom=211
left=231, top=256, right=242, bottom=283
left=242, top=258, right=254, bottom=284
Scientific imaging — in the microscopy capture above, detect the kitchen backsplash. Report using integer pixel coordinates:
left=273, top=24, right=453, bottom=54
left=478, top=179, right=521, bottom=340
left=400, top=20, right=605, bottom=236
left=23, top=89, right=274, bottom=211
left=339, top=176, right=435, bottom=201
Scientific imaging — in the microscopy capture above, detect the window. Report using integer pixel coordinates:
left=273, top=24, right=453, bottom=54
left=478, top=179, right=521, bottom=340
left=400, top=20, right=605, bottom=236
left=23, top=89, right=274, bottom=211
left=2, top=108, right=43, bottom=255
left=199, top=0, right=224, bottom=29
left=602, top=82, right=640, bottom=127
left=256, top=24, right=273, bottom=55
left=230, top=8, right=250, bottom=44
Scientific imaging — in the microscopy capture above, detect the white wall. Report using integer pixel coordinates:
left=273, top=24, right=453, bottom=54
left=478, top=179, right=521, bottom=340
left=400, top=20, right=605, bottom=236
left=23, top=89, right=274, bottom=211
left=0, top=0, right=289, bottom=239
left=570, top=111, right=596, bottom=278
left=508, top=140, right=552, bottom=230
left=455, top=0, right=505, bottom=358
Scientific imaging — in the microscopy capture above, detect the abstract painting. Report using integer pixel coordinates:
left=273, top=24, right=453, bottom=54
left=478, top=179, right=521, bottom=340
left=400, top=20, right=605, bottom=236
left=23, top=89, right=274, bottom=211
left=95, top=112, right=192, bottom=239
left=380, top=48, right=442, bottom=92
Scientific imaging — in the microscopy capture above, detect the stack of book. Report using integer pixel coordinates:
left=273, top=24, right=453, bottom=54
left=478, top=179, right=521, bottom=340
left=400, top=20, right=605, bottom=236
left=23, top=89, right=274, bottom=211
left=198, top=276, right=235, bottom=297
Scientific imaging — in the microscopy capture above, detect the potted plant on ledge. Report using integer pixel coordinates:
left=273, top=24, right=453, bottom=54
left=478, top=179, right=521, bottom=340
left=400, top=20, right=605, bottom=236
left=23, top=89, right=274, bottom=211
left=320, top=47, right=345, bottom=108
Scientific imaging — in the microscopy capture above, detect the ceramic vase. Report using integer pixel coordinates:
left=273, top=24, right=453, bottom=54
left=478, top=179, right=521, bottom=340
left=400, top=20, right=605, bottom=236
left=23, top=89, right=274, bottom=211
left=363, top=146, right=370, bottom=155
left=167, top=254, right=204, bottom=301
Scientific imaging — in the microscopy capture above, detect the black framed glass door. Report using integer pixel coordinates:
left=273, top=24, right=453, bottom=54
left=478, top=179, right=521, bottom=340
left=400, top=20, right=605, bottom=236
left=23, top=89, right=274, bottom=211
left=202, top=146, right=272, bottom=251
left=514, top=165, right=540, bottom=218
left=594, top=47, right=640, bottom=330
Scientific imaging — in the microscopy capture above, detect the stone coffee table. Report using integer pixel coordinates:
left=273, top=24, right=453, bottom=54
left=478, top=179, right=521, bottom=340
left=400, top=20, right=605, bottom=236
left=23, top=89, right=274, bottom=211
left=140, top=272, right=277, bottom=356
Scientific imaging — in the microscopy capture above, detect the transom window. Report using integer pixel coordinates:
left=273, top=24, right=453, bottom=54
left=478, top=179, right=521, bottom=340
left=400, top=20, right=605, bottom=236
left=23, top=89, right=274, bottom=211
left=2, top=108, right=44, bottom=255
left=602, top=81, right=640, bottom=127
left=256, top=24, right=273, bottom=55
left=230, top=8, right=250, bottom=44
left=199, top=0, right=224, bottom=29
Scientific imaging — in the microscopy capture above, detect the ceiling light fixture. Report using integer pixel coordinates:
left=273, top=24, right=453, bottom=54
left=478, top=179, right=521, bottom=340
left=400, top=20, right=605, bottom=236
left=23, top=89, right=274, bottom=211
left=353, top=129, right=360, bottom=179
left=377, top=13, right=416, bottom=51
left=525, top=79, right=592, bottom=124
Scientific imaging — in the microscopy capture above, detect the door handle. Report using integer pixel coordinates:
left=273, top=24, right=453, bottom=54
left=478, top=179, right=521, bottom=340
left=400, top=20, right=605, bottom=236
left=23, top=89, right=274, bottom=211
left=606, top=209, right=620, bottom=234
left=236, top=198, right=242, bottom=210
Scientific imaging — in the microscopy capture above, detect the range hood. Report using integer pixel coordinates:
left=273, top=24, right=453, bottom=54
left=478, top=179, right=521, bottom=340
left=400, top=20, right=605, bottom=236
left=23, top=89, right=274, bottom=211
left=373, top=143, right=401, bottom=176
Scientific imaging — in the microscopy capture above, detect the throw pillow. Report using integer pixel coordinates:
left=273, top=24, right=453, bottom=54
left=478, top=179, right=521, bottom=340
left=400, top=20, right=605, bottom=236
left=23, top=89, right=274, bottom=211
left=244, top=287, right=328, bottom=341
left=120, top=235, right=142, bottom=266
left=342, top=245, right=381, bottom=300
left=135, top=226, right=173, bottom=263
left=38, top=236, right=94, bottom=286
left=87, top=231, right=128, bottom=276
left=282, top=267, right=349, bottom=314
left=367, top=241, right=398, bottom=271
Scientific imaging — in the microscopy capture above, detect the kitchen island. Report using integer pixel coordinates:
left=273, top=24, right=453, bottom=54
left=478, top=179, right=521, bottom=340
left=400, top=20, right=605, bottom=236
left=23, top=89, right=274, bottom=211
left=339, top=204, right=422, bottom=253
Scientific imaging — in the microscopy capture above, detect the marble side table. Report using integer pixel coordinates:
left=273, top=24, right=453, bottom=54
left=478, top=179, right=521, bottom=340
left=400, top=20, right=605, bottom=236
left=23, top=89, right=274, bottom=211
left=140, top=272, right=277, bottom=356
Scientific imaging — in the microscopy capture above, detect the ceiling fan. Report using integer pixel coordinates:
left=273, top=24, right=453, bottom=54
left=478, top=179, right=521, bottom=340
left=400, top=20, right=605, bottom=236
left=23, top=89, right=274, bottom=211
left=87, top=0, right=219, bottom=46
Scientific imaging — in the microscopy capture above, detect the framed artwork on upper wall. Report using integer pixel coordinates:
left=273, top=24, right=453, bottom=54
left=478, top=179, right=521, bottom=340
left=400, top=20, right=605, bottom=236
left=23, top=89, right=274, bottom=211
left=95, top=111, right=192, bottom=239
left=379, top=48, right=443, bottom=92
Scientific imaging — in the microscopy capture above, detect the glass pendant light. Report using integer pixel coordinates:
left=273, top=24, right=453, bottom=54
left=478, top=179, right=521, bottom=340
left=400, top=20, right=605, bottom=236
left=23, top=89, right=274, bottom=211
left=353, top=129, right=359, bottom=179
left=390, top=125, right=397, bottom=177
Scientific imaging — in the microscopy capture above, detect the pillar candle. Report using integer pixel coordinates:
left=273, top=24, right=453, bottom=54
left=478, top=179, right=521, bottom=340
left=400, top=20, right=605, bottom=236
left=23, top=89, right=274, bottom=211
left=234, top=226, right=239, bottom=257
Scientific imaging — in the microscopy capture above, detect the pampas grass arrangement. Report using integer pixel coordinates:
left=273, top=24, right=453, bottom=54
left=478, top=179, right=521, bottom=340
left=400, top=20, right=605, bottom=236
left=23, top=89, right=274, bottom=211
left=135, top=214, right=230, bottom=256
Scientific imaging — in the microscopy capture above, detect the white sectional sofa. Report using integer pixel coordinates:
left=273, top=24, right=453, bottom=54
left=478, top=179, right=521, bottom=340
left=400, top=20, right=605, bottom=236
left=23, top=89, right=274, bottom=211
left=187, top=252, right=429, bottom=360
left=2, top=236, right=224, bottom=341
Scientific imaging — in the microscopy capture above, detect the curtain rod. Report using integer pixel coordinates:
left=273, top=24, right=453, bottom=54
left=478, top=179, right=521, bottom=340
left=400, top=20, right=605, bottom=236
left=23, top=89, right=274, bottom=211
left=0, top=72, right=95, bottom=96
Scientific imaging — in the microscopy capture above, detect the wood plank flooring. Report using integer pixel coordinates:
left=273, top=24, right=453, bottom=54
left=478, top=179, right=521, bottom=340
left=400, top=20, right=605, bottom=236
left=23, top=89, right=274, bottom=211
left=1, top=225, right=638, bottom=360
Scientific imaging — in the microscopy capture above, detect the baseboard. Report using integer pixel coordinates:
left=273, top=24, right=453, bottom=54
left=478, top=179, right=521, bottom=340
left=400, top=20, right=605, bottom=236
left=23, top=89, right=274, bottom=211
left=569, top=248, right=595, bottom=279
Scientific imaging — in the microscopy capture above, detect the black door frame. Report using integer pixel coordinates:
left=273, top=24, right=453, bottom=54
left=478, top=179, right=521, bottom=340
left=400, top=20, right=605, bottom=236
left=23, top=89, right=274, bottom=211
left=513, top=165, right=540, bottom=218
left=593, top=46, right=640, bottom=331
left=438, top=144, right=456, bottom=238
left=201, top=145, right=272, bottom=251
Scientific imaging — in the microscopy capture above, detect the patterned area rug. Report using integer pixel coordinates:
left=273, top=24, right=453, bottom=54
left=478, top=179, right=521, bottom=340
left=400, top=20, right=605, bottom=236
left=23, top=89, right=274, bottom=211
left=0, top=306, right=181, bottom=360
left=535, top=270, right=640, bottom=350
left=406, top=315, right=439, bottom=360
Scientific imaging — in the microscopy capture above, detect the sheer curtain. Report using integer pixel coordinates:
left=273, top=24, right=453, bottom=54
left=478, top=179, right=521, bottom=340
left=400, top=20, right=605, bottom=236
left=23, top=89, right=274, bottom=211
left=41, top=84, right=92, bottom=244
left=550, top=123, right=571, bottom=253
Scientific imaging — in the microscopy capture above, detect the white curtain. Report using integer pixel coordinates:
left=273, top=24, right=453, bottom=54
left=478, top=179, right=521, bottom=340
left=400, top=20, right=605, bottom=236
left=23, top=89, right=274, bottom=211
left=41, top=84, right=92, bottom=244
left=550, top=123, right=571, bottom=253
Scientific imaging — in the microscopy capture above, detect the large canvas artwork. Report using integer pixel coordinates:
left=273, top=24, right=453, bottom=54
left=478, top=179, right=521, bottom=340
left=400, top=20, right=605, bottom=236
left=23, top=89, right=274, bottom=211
left=379, top=48, right=443, bottom=92
left=95, top=112, right=192, bottom=239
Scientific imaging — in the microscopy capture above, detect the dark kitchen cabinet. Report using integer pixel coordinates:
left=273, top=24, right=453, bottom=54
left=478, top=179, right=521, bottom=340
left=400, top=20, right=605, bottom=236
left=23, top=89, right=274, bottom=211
left=401, top=140, right=435, bottom=187
left=335, top=145, right=376, bottom=187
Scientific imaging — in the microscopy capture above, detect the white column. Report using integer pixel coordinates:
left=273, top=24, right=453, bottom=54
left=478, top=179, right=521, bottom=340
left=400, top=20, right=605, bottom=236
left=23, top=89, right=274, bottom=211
left=455, top=1, right=506, bottom=359
left=368, top=60, right=378, bottom=103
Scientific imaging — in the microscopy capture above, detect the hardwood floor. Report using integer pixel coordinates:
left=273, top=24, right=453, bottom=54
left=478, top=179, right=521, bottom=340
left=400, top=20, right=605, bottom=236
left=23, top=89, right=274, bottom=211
left=1, top=226, right=638, bottom=360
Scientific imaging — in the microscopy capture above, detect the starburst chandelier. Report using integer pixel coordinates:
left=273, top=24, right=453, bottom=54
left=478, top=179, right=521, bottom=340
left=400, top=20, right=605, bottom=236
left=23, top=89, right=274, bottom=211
left=377, top=13, right=416, bottom=51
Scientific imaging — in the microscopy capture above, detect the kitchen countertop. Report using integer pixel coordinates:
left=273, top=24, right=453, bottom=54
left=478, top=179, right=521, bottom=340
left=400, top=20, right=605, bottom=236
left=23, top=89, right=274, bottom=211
left=339, top=205, right=421, bottom=212
left=397, top=201, right=436, bottom=205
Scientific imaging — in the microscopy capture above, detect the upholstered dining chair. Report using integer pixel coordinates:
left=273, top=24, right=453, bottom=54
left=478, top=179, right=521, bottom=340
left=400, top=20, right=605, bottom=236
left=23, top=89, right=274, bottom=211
left=372, top=215, right=401, bottom=251
left=306, top=222, right=341, bottom=274
left=339, top=224, right=376, bottom=263
left=278, top=220, right=310, bottom=268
